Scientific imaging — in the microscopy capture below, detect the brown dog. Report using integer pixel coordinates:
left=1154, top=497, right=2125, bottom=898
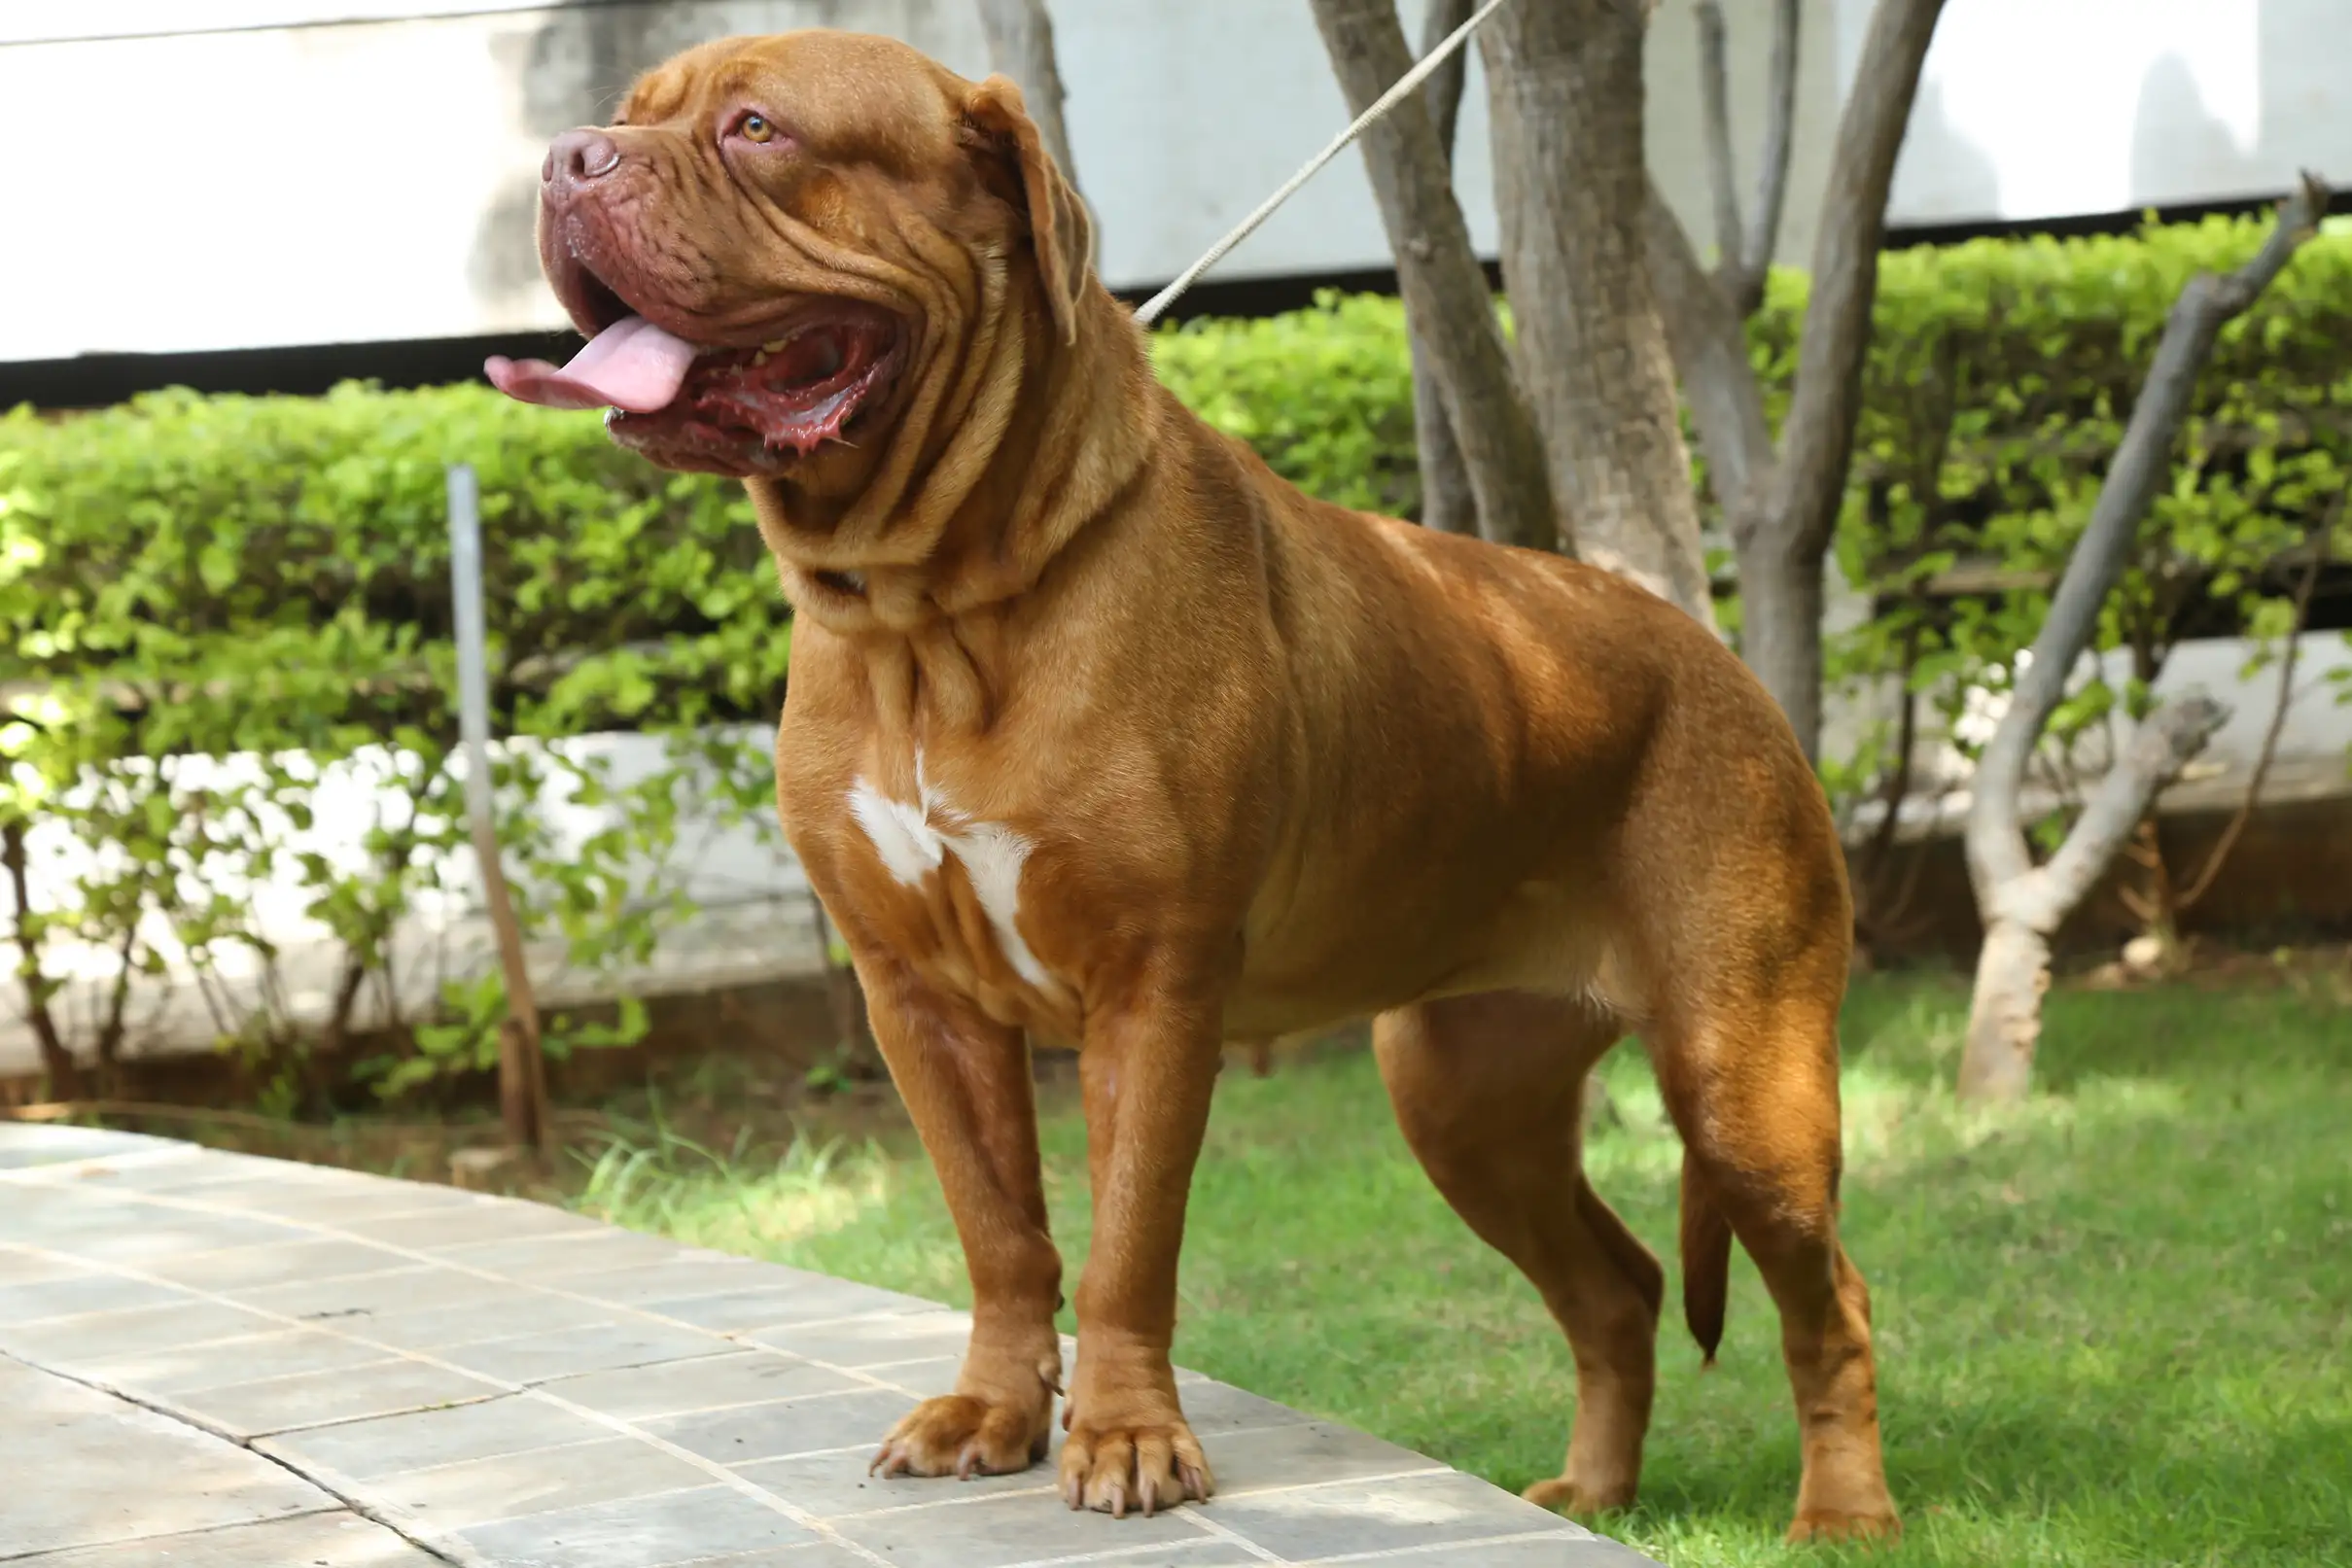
left=488, top=29, right=1897, bottom=1543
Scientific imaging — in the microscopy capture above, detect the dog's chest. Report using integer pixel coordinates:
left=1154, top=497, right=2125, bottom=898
left=831, top=750, right=1065, bottom=1024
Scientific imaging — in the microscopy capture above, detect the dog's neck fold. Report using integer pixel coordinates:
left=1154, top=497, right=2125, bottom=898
left=746, top=269, right=1155, bottom=735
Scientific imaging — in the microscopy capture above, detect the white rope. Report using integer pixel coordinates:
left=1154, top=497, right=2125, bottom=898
left=1130, top=0, right=1515, bottom=329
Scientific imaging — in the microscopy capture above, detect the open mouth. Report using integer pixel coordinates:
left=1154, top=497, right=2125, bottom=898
left=485, top=261, right=903, bottom=475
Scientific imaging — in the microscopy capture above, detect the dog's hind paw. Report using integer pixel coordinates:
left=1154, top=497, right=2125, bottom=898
left=1520, top=1476, right=1635, bottom=1516
left=1786, top=1506, right=1903, bottom=1546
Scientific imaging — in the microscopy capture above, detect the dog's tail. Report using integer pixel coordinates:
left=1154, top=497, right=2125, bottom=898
left=1678, top=1152, right=1733, bottom=1367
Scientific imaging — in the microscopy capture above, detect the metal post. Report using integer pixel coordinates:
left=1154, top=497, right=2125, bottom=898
left=446, top=464, right=548, bottom=1151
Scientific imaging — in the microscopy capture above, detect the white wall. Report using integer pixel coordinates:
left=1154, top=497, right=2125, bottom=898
left=0, top=0, right=1512, bottom=363
left=1882, top=0, right=2348, bottom=228
left=2, top=3, right=979, bottom=361
left=6, top=3, right=2342, bottom=366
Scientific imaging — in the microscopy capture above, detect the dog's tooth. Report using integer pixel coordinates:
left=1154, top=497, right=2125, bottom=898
left=761, top=337, right=789, bottom=352
left=753, top=350, right=770, bottom=366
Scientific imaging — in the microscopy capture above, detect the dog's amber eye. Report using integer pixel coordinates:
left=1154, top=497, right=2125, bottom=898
left=737, top=113, right=775, bottom=144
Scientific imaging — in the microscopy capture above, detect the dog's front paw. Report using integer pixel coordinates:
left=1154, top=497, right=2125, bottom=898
left=870, top=1392, right=1052, bottom=1481
left=1059, top=1411, right=1212, bottom=1518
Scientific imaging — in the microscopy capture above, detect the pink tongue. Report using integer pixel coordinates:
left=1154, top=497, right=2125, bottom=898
left=483, top=316, right=699, bottom=413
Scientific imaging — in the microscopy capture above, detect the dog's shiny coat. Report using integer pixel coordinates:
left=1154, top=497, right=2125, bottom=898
left=514, top=29, right=1898, bottom=1541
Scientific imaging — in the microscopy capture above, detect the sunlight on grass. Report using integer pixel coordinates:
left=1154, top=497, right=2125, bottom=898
left=571, top=978, right=2352, bottom=1567
left=574, top=1107, right=894, bottom=1256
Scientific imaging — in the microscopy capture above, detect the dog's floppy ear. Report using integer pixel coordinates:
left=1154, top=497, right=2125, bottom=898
left=963, top=75, right=1094, bottom=345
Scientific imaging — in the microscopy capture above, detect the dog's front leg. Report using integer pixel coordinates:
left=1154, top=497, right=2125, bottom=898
left=861, top=963, right=1064, bottom=1481
left=1062, top=989, right=1223, bottom=1516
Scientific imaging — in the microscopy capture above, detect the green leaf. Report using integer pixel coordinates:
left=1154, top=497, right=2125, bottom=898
left=197, top=540, right=239, bottom=595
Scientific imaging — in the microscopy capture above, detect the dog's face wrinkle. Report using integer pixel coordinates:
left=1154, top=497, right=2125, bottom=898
left=540, top=30, right=1080, bottom=558
left=806, top=172, right=1013, bottom=518
left=615, top=42, right=1019, bottom=318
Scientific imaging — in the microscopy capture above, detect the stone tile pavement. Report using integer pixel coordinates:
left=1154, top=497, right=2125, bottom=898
left=0, top=1124, right=1658, bottom=1567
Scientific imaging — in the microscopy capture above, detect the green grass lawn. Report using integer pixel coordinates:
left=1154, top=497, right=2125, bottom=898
left=577, top=972, right=2352, bottom=1566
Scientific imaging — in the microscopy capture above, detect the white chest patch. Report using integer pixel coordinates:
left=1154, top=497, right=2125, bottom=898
left=845, top=753, right=1048, bottom=988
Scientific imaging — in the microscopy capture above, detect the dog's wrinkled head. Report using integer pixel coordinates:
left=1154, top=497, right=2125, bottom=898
left=486, top=30, right=1092, bottom=493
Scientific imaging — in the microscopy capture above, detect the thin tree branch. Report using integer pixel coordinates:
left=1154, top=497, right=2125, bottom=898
left=2023, top=695, right=2229, bottom=924
left=1651, top=0, right=1943, bottom=753
left=1738, top=0, right=1803, bottom=306
left=1880, top=829, right=1938, bottom=943
left=1966, top=171, right=2330, bottom=909
left=1409, top=0, right=1478, bottom=536
left=1421, top=0, right=1475, bottom=153
left=1646, top=183, right=1774, bottom=519
left=1762, top=0, right=1948, bottom=568
left=1858, top=628, right=1922, bottom=894
left=2117, top=818, right=2163, bottom=927
left=98, top=918, right=137, bottom=1073
left=1310, top=0, right=1562, bottom=554
left=4, top=820, right=79, bottom=1098
left=1407, top=347, right=1476, bottom=534
left=1694, top=0, right=1746, bottom=283
left=2176, top=527, right=2330, bottom=910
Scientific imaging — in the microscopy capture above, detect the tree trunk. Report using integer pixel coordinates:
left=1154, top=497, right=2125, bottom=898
left=3, top=820, right=80, bottom=1099
left=1481, top=0, right=1712, bottom=618
left=1644, top=177, right=1773, bottom=515
left=975, top=0, right=1088, bottom=251
left=1310, top=0, right=1561, bottom=555
left=1957, top=917, right=2049, bottom=1104
left=1407, top=339, right=1475, bottom=534
left=1405, top=0, right=1476, bottom=536
left=1957, top=694, right=2229, bottom=1099
left=1752, top=0, right=1944, bottom=727
left=1734, top=531, right=1825, bottom=760
left=1954, top=175, right=2325, bottom=1102
left=1647, top=0, right=1948, bottom=756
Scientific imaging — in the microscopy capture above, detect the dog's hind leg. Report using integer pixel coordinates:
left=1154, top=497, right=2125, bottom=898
left=1648, top=988, right=1899, bottom=1544
left=1373, top=991, right=1662, bottom=1516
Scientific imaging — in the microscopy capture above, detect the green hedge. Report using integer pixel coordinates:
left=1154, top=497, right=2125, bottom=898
left=1812, top=217, right=2351, bottom=820
left=0, top=386, right=782, bottom=745
left=3, top=214, right=2346, bottom=1095
left=10, top=213, right=2344, bottom=740
left=1149, top=217, right=2352, bottom=580
left=0, top=390, right=788, bottom=1098
left=1149, top=289, right=1426, bottom=516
